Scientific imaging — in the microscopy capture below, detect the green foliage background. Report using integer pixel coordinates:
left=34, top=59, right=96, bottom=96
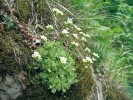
left=65, top=0, right=133, bottom=98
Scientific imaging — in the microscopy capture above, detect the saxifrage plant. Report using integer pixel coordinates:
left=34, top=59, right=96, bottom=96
left=32, top=41, right=77, bottom=93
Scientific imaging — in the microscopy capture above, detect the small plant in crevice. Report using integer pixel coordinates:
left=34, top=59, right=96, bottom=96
left=4, top=14, right=14, bottom=29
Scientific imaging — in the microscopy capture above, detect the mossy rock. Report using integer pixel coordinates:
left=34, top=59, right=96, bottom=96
left=0, top=30, right=32, bottom=76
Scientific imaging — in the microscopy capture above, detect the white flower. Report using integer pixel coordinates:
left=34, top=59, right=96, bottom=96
left=41, top=35, right=47, bottom=42
left=62, top=29, right=69, bottom=34
left=73, top=25, right=82, bottom=31
left=46, top=25, right=54, bottom=30
left=71, top=42, right=79, bottom=46
left=32, top=51, right=42, bottom=60
left=52, top=8, right=64, bottom=15
left=60, top=57, right=67, bottom=64
left=65, top=18, right=73, bottom=25
left=93, top=52, right=99, bottom=58
left=73, top=33, right=78, bottom=39
left=81, top=37, right=87, bottom=42
left=85, top=48, right=90, bottom=52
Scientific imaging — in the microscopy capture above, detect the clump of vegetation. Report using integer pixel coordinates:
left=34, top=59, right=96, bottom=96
left=29, top=5, right=100, bottom=94
left=32, top=41, right=77, bottom=93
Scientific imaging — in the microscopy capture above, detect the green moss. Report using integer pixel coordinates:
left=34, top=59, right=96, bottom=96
left=15, top=0, right=30, bottom=21
left=0, top=30, right=32, bottom=76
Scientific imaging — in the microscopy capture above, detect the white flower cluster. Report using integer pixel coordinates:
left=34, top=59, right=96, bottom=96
left=62, top=29, right=69, bottom=37
left=71, top=41, right=79, bottom=46
left=41, top=35, right=47, bottom=42
left=85, top=48, right=90, bottom=52
left=73, top=33, right=78, bottom=39
left=65, top=18, right=73, bottom=25
left=93, top=52, right=99, bottom=58
left=79, top=32, right=90, bottom=38
left=92, top=58, right=96, bottom=61
left=83, top=56, right=93, bottom=63
left=84, top=34, right=90, bottom=38
left=73, top=25, right=82, bottom=31
left=62, top=29, right=69, bottom=34
left=32, top=51, right=42, bottom=60
left=52, top=8, right=64, bottom=15
left=81, top=37, right=87, bottom=42
left=46, top=25, right=54, bottom=30
left=60, top=57, right=67, bottom=64
left=79, top=32, right=85, bottom=36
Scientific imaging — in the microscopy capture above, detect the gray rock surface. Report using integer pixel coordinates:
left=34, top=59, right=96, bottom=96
left=0, top=72, right=27, bottom=100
